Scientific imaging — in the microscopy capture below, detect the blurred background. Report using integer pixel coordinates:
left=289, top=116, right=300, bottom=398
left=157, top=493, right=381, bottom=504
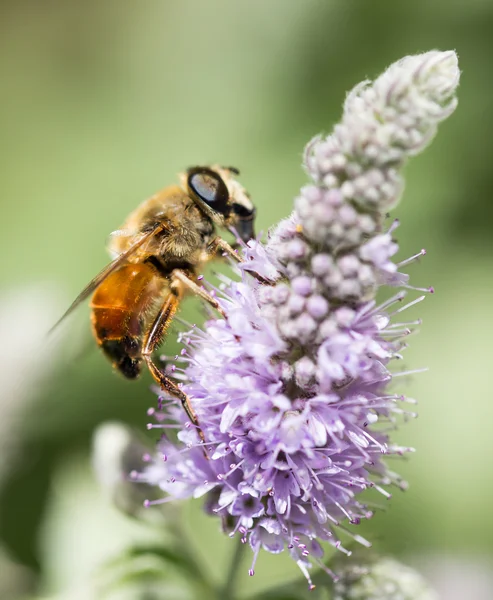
left=1, top=0, right=492, bottom=598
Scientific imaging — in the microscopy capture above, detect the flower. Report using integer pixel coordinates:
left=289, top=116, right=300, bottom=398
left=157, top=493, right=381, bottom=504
left=141, top=50, right=460, bottom=587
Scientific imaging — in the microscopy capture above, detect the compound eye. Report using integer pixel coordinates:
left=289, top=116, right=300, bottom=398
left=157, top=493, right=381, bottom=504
left=188, top=168, right=230, bottom=216
left=232, top=202, right=254, bottom=219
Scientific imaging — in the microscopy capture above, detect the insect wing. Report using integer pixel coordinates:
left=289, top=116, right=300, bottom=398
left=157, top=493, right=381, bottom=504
left=48, top=222, right=167, bottom=335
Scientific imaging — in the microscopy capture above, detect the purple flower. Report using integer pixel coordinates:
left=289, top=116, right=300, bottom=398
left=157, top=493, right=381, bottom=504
left=142, top=51, right=459, bottom=587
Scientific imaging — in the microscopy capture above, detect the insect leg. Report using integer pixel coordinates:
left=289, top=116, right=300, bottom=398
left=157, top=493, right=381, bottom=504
left=141, top=292, right=207, bottom=450
left=172, top=269, right=226, bottom=317
left=207, top=237, right=273, bottom=284
left=207, top=237, right=241, bottom=262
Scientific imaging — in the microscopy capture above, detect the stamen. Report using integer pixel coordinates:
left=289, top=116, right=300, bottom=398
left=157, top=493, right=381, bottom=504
left=143, top=496, right=176, bottom=508
left=390, top=407, right=418, bottom=418
left=397, top=248, right=426, bottom=267
left=373, top=291, right=407, bottom=314
left=386, top=319, right=422, bottom=328
left=314, top=557, right=339, bottom=581
left=296, top=560, right=316, bottom=591
left=249, top=544, right=261, bottom=577
left=373, top=484, right=392, bottom=499
left=146, top=423, right=182, bottom=430
left=336, top=524, right=372, bottom=548
left=380, top=328, right=412, bottom=337
left=392, top=367, right=428, bottom=377
left=212, top=499, right=235, bottom=513
left=361, top=430, right=388, bottom=452
left=221, top=460, right=245, bottom=480
left=402, top=396, right=418, bottom=404
left=333, top=540, right=352, bottom=556
left=402, top=284, right=434, bottom=294
left=387, top=218, right=400, bottom=234
left=389, top=294, right=425, bottom=316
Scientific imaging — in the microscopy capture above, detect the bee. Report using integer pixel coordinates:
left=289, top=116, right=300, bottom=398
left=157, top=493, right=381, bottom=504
left=52, top=165, right=259, bottom=444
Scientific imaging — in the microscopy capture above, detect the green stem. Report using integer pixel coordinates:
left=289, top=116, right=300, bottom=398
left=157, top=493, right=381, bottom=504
left=220, top=537, right=247, bottom=600
left=167, top=519, right=216, bottom=596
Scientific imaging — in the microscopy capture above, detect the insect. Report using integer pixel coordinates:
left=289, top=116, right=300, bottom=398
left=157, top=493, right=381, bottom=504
left=52, top=165, right=259, bottom=445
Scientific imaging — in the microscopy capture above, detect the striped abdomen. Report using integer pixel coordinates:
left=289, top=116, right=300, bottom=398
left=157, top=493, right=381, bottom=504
left=90, top=263, right=159, bottom=378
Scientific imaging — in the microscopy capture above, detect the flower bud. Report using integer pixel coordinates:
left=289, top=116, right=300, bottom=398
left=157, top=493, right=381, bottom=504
left=333, top=555, right=439, bottom=600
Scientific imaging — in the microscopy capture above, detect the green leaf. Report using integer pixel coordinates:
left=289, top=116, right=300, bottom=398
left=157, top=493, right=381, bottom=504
left=97, top=543, right=216, bottom=600
left=101, top=544, right=196, bottom=578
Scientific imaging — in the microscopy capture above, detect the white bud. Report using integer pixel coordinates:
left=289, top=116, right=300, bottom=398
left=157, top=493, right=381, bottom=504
left=333, top=555, right=439, bottom=600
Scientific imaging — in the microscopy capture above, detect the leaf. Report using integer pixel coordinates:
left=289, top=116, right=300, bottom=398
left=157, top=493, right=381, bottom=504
left=97, top=543, right=216, bottom=600
left=101, top=543, right=197, bottom=579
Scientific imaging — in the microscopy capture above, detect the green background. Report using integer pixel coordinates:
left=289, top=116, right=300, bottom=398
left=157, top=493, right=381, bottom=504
left=1, top=0, right=492, bottom=597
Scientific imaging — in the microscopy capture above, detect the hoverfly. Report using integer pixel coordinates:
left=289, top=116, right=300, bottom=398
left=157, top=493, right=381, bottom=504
left=52, top=166, right=259, bottom=444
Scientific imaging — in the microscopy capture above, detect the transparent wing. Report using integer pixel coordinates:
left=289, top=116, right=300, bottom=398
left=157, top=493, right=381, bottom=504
left=48, top=222, right=167, bottom=335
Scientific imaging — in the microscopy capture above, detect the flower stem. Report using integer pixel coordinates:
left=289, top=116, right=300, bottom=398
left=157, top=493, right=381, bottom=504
left=220, top=537, right=247, bottom=600
left=166, top=519, right=215, bottom=596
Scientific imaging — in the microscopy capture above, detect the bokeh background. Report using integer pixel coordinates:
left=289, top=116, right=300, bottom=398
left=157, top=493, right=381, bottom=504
left=1, top=1, right=492, bottom=598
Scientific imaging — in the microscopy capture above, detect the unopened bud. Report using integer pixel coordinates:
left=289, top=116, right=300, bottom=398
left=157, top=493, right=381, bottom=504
left=333, top=554, right=438, bottom=600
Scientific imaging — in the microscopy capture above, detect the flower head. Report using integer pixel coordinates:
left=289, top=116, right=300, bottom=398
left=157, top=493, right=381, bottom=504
left=141, top=51, right=460, bottom=586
